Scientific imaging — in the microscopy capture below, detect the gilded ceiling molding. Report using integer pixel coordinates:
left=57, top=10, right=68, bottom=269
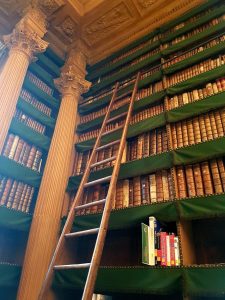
left=36, top=0, right=65, bottom=16
left=90, top=0, right=203, bottom=64
left=137, top=0, right=157, bottom=9
left=3, top=6, right=48, bottom=61
left=83, top=2, right=132, bottom=45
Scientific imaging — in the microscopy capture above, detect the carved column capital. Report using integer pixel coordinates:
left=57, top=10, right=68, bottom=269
left=3, top=7, right=48, bottom=61
left=55, top=65, right=91, bottom=96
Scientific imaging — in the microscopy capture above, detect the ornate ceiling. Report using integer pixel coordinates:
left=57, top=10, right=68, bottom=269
left=0, top=0, right=204, bottom=65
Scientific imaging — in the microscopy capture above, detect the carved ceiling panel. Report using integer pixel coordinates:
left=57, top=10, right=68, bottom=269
left=82, top=2, right=134, bottom=46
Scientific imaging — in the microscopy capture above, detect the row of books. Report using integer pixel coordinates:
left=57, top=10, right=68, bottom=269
left=20, top=89, right=52, bottom=117
left=75, top=170, right=173, bottom=215
left=97, top=47, right=160, bottom=84
left=0, top=176, right=34, bottom=213
left=80, top=80, right=163, bottom=124
left=92, top=295, right=111, bottom=300
left=166, top=55, right=225, bottom=87
left=27, top=71, right=53, bottom=96
left=2, top=134, right=43, bottom=173
left=162, top=8, right=211, bottom=36
left=142, top=217, right=180, bottom=266
left=175, top=158, right=225, bottom=198
left=168, top=78, right=225, bottom=110
left=164, top=34, right=225, bottom=68
left=77, top=102, right=164, bottom=142
left=14, top=109, right=46, bottom=135
left=127, top=127, right=168, bottom=160
left=162, top=15, right=224, bottom=49
left=96, top=35, right=160, bottom=73
left=171, top=109, right=225, bottom=149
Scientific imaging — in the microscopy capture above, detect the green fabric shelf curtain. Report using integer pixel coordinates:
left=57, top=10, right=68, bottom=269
left=70, top=137, right=225, bottom=191
left=160, top=4, right=225, bottom=44
left=53, top=265, right=225, bottom=296
left=77, top=91, right=166, bottom=133
left=167, top=64, right=225, bottom=96
left=162, top=21, right=225, bottom=56
left=88, top=29, right=159, bottom=73
left=163, top=40, right=225, bottom=75
left=17, top=97, right=55, bottom=129
left=87, top=54, right=161, bottom=96
left=75, top=112, right=166, bottom=152
left=23, top=77, right=60, bottom=110
left=0, top=156, right=42, bottom=188
left=80, top=70, right=163, bottom=114
left=0, top=263, right=21, bottom=288
left=0, top=206, right=32, bottom=232
left=36, top=52, right=60, bottom=78
left=10, top=118, right=51, bottom=151
left=87, top=41, right=160, bottom=81
left=65, top=193, right=225, bottom=232
left=44, top=48, right=64, bottom=68
left=160, top=0, right=221, bottom=33
left=29, top=62, right=56, bottom=90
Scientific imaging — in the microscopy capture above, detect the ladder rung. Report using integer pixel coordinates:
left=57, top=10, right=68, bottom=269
left=96, top=140, right=120, bottom=151
left=91, top=156, right=116, bottom=168
left=65, top=228, right=99, bottom=238
left=54, top=263, right=91, bottom=270
left=102, top=125, right=124, bottom=136
left=84, top=176, right=112, bottom=188
left=75, top=199, right=106, bottom=210
left=106, top=112, right=127, bottom=124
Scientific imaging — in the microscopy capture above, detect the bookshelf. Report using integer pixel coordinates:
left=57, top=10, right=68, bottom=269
left=0, top=46, right=64, bottom=298
left=53, top=1, right=225, bottom=299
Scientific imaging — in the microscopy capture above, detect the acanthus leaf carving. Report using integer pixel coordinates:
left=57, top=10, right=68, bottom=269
left=137, top=0, right=157, bottom=9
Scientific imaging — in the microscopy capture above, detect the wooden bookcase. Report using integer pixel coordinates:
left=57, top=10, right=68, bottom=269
left=54, top=1, right=225, bottom=299
left=0, top=47, right=64, bottom=299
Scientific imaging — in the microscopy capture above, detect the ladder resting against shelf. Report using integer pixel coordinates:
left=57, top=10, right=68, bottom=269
left=39, top=72, right=141, bottom=300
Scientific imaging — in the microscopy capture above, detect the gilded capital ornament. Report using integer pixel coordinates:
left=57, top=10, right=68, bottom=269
left=3, top=7, right=48, bottom=61
left=55, top=65, right=91, bottom=96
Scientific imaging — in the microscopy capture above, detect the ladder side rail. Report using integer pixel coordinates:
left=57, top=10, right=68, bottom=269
left=38, top=82, right=119, bottom=300
left=82, top=72, right=141, bottom=300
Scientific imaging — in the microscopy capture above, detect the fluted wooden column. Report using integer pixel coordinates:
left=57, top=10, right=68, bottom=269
left=0, top=7, right=48, bottom=153
left=17, top=44, right=91, bottom=300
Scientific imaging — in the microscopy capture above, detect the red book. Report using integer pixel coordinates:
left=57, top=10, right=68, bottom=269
left=170, top=234, right=175, bottom=266
left=160, top=232, right=167, bottom=266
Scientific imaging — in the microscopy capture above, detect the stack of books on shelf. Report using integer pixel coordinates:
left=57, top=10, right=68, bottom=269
left=142, top=216, right=180, bottom=266
left=27, top=71, right=53, bottom=96
left=14, top=109, right=46, bottom=134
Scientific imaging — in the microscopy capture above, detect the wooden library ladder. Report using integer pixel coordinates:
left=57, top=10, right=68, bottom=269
left=39, top=71, right=141, bottom=300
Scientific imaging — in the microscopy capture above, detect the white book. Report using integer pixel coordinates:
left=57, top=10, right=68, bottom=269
left=8, top=135, right=19, bottom=159
left=166, top=235, right=171, bottom=266
left=174, top=236, right=180, bottom=266
left=148, top=217, right=155, bottom=265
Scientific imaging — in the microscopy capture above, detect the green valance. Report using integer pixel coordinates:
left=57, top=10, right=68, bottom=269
left=0, top=205, right=32, bottom=232
left=70, top=137, right=225, bottom=191
left=36, top=53, right=60, bottom=78
left=167, top=64, right=225, bottom=95
left=162, top=21, right=225, bottom=56
left=160, top=0, right=221, bottom=33
left=88, top=29, right=159, bottom=73
left=161, top=4, right=225, bottom=44
left=166, top=91, right=225, bottom=123
left=53, top=265, right=225, bottom=296
left=80, top=70, right=162, bottom=114
left=77, top=91, right=166, bottom=133
left=75, top=112, right=166, bottom=152
left=45, top=47, right=64, bottom=68
left=87, top=41, right=160, bottom=81
left=0, top=156, right=42, bottom=188
left=29, top=62, right=55, bottom=89
left=10, top=118, right=50, bottom=151
left=67, top=151, right=171, bottom=192
left=163, top=40, right=225, bottom=75
left=23, top=77, right=60, bottom=110
left=17, top=97, right=56, bottom=129
left=173, top=136, right=225, bottom=166
left=0, top=263, right=21, bottom=288
left=87, top=54, right=161, bottom=96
